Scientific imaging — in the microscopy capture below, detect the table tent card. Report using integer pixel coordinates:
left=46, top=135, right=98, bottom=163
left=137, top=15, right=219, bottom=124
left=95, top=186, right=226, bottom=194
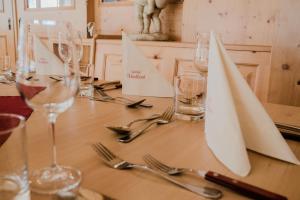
left=122, top=33, right=173, bottom=97
left=205, top=32, right=300, bottom=177
left=33, top=35, right=65, bottom=76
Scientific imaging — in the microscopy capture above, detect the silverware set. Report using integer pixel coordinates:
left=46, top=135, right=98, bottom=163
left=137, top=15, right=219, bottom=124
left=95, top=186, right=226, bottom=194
left=90, top=81, right=153, bottom=108
left=106, top=107, right=174, bottom=143
left=92, top=142, right=288, bottom=200
left=92, top=142, right=222, bottom=199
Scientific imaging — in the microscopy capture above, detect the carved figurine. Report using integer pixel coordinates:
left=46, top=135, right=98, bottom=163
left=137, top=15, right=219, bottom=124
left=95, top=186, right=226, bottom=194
left=132, top=0, right=177, bottom=41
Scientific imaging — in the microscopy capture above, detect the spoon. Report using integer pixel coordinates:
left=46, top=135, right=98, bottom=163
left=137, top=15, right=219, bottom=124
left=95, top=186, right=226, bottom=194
left=106, top=113, right=161, bottom=134
left=126, top=99, right=146, bottom=108
left=118, top=119, right=169, bottom=143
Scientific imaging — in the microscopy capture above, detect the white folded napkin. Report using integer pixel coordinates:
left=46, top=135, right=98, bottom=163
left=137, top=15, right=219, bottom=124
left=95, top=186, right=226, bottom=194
left=33, top=35, right=65, bottom=75
left=205, top=32, right=300, bottom=176
left=122, top=32, right=174, bottom=97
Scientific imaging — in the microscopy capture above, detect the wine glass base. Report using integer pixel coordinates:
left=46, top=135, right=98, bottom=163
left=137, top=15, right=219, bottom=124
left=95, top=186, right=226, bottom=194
left=30, top=165, right=82, bottom=195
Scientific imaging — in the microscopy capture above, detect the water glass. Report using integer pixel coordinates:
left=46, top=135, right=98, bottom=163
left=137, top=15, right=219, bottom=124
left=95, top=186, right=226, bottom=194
left=0, top=113, right=30, bottom=200
left=0, top=55, right=12, bottom=79
left=79, top=64, right=95, bottom=97
left=174, top=72, right=206, bottom=121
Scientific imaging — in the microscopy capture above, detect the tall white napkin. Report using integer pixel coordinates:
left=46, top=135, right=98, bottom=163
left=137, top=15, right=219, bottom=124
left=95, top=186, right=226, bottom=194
left=122, top=33, right=173, bottom=97
left=33, top=35, right=65, bottom=75
left=205, top=32, right=300, bottom=177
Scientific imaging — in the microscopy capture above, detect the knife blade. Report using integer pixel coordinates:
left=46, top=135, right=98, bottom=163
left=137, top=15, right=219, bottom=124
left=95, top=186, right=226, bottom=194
left=275, top=122, right=300, bottom=142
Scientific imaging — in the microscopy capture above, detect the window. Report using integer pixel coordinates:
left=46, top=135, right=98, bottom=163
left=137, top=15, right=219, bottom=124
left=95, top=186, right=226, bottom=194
left=0, top=0, right=3, bottom=12
left=26, top=0, right=74, bottom=9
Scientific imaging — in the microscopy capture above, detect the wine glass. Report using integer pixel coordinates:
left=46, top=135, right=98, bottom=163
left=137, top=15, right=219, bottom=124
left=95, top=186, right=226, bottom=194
left=194, top=32, right=209, bottom=76
left=73, top=31, right=83, bottom=64
left=16, top=20, right=81, bottom=194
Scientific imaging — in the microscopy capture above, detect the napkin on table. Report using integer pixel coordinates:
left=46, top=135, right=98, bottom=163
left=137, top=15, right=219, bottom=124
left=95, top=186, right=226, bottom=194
left=205, top=32, right=300, bottom=176
left=0, top=96, right=33, bottom=146
left=122, top=32, right=173, bottom=97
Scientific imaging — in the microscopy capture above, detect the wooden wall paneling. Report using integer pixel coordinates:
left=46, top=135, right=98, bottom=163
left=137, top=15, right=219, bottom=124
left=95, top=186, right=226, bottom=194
left=268, top=0, right=300, bottom=106
left=95, top=40, right=271, bottom=101
left=0, top=35, right=7, bottom=57
left=181, top=0, right=278, bottom=45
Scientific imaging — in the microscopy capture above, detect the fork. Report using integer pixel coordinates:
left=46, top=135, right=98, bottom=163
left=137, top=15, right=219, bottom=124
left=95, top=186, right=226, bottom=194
left=91, top=142, right=222, bottom=199
left=143, top=154, right=288, bottom=200
left=118, top=106, right=174, bottom=143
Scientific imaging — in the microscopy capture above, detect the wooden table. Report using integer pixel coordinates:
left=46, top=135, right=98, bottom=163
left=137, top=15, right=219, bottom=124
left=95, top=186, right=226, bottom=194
left=1, top=85, right=300, bottom=200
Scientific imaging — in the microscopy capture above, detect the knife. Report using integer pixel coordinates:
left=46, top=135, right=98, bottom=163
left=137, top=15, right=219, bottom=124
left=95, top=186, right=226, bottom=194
left=275, top=122, right=300, bottom=142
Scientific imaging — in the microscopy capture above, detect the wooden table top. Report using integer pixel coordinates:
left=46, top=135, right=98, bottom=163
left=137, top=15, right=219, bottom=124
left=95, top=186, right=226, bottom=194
left=1, top=84, right=300, bottom=200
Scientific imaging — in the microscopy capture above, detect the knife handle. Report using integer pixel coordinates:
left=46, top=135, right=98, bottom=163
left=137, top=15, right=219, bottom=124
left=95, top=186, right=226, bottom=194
left=205, top=171, right=287, bottom=200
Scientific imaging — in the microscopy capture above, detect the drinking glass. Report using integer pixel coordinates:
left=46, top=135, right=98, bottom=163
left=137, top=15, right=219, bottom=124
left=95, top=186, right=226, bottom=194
left=0, top=55, right=13, bottom=82
left=0, top=113, right=30, bottom=200
left=174, top=72, right=206, bottom=121
left=16, top=20, right=81, bottom=194
left=79, top=64, right=95, bottom=97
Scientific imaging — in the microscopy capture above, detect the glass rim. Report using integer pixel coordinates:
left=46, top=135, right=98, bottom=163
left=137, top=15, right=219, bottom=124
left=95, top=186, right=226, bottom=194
left=175, top=72, right=206, bottom=80
left=0, top=113, right=25, bottom=134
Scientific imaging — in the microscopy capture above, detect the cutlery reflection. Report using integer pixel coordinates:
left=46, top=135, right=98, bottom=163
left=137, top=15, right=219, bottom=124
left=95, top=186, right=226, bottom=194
left=106, top=113, right=161, bottom=134
left=92, top=142, right=222, bottom=199
left=143, top=154, right=287, bottom=200
left=118, top=107, right=174, bottom=143
left=56, top=187, right=115, bottom=200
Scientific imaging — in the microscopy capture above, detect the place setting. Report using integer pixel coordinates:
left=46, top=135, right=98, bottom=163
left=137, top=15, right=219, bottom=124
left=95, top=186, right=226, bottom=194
left=88, top=32, right=299, bottom=200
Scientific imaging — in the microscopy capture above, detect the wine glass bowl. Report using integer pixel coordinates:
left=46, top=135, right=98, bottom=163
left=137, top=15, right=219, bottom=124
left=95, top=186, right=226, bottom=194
left=16, top=20, right=81, bottom=194
left=194, top=32, right=209, bottom=75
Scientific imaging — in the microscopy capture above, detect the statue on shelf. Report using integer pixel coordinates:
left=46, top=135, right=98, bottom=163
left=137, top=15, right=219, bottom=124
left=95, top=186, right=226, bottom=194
left=130, top=0, right=179, bottom=41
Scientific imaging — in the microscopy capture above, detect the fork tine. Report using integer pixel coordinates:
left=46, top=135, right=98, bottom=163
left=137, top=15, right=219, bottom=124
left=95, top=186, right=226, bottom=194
left=160, top=107, right=169, bottom=119
left=161, top=106, right=172, bottom=119
left=143, top=155, right=170, bottom=174
left=96, top=143, right=116, bottom=160
left=92, top=144, right=112, bottom=161
left=93, top=143, right=115, bottom=161
left=143, top=155, right=160, bottom=170
left=162, top=106, right=174, bottom=121
left=92, top=144, right=111, bottom=161
left=144, top=154, right=171, bottom=173
left=145, top=154, right=173, bottom=171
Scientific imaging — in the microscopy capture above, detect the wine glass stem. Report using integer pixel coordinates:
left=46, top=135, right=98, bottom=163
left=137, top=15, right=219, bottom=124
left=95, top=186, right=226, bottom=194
left=48, top=113, right=58, bottom=168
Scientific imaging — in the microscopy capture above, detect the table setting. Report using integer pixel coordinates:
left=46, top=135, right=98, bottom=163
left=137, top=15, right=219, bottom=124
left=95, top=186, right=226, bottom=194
left=0, top=20, right=300, bottom=200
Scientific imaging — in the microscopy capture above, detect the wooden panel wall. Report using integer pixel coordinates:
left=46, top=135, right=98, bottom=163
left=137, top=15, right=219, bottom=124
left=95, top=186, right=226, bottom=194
left=93, top=0, right=300, bottom=106
left=182, top=0, right=278, bottom=45
left=268, top=0, right=300, bottom=106
left=182, top=0, right=300, bottom=106
left=0, top=35, right=7, bottom=57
